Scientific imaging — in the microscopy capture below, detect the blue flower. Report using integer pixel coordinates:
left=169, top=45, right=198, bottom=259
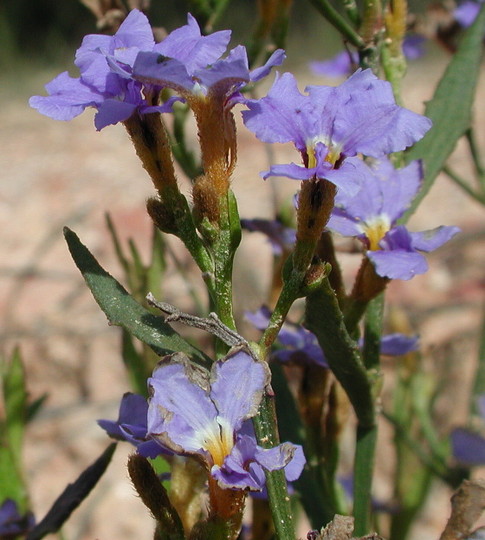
left=454, top=1, right=484, bottom=27
left=132, top=15, right=284, bottom=104
left=29, top=10, right=178, bottom=130
left=242, top=69, right=432, bottom=195
left=451, top=395, right=485, bottom=465
left=246, top=306, right=419, bottom=367
left=326, top=158, right=460, bottom=280
left=98, top=392, right=166, bottom=459
left=241, top=218, right=296, bottom=255
left=0, top=499, right=35, bottom=538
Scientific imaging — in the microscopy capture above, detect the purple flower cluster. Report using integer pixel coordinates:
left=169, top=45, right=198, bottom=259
left=326, top=158, right=460, bottom=280
left=30, top=10, right=284, bottom=130
left=99, top=349, right=305, bottom=491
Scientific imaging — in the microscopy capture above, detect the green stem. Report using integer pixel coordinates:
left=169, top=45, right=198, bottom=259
left=343, top=298, right=369, bottom=336
left=362, top=294, right=384, bottom=370
left=466, top=127, right=485, bottom=186
left=353, top=424, right=377, bottom=536
left=383, top=412, right=448, bottom=479
left=353, top=295, right=383, bottom=535
left=342, top=0, right=361, bottom=27
left=443, top=165, right=485, bottom=205
left=252, top=395, right=295, bottom=540
left=306, top=277, right=375, bottom=428
left=306, top=0, right=365, bottom=48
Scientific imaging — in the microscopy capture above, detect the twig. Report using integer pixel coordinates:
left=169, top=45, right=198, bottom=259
left=146, top=293, right=248, bottom=348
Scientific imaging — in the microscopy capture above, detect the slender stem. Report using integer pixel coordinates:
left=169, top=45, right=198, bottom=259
left=252, top=395, right=295, bottom=540
left=466, top=127, right=485, bottom=187
left=342, top=0, right=361, bottom=27
left=306, top=277, right=375, bottom=428
left=443, top=165, right=485, bottom=205
left=362, top=293, right=384, bottom=370
left=353, top=424, right=378, bottom=536
left=353, top=294, right=383, bottom=535
left=306, top=0, right=365, bottom=48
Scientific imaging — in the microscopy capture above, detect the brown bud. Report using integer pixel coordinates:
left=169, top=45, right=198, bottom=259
left=147, top=197, right=178, bottom=235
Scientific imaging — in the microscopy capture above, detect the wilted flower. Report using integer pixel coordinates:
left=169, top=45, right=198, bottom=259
left=147, top=348, right=305, bottom=490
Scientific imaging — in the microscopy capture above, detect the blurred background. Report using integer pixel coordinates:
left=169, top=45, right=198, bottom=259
left=1, top=1, right=484, bottom=538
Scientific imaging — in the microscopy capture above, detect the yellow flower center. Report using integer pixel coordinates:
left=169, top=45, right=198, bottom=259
left=360, top=215, right=391, bottom=251
left=306, top=139, right=342, bottom=169
left=202, top=418, right=234, bottom=467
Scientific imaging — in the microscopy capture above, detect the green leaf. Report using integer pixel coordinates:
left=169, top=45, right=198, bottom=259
left=402, top=5, right=485, bottom=221
left=26, top=444, right=117, bottom=540
left=64, top=227, right=211, bottom=368
left=0, top=444, right=28, bottom=511
left=2, top=347, right=27, bottom=458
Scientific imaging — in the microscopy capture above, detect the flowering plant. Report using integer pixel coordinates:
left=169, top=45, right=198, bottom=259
left=3, top=1, right=485, bottom=539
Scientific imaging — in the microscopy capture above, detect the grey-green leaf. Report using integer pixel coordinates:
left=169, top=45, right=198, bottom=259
left=402, top=5, right=485, bottom=221
left=64, top=227, right=211, bottom=368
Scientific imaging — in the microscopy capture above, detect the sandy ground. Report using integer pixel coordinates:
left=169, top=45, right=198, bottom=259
left=1, top=47, right=485, bottom=540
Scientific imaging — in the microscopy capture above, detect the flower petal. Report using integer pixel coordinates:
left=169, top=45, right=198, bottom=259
left=254, top=442, right=305, bottom=481
left=368, top=249, right=428, bottom=280
left=379, top=334, right=419, bottom=356
left=211, top=348, right=270, bottom=431
left=451, top=427, right=485, bottom=465
left=147, top=353, right=217, bottom=454
left=409, top=226, right=460, bottom=252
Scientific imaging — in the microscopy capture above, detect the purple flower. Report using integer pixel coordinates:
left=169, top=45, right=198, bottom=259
left=133, top=15, right=285, bottom=103
left=246, top=306, right=419, bottom=367
left=402, top=35, right=427, bottom=60
left=454, top=1, right=484, bottom=27
left=147, top=348, right=305, bottom=490
left=310, top=38, right=425, bottom=80
left=242, top=69, right=431, bottom=195
left=326, top=158, right=460, bottom=280
left=241, top=218, right=296, bottom=255
left=310, top=51, right=359, bottom=78
left=30, top=10, right=178, bottom=130
left=0, top=499, right=35, bottom=538
left=451, top=395, right=485, bottom=465
left=98, top=392, right=165, bottom=458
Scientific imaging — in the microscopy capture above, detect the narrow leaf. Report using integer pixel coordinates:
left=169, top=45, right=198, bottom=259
left=0, top=445, right=28, bottom=510
left=26, top=444, right=117, bottom=540
left=402, top=5, right=485, bottom=221
left=2, top=347, right=27, bottom=459
left=64, top=227, right=211, bottom=367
